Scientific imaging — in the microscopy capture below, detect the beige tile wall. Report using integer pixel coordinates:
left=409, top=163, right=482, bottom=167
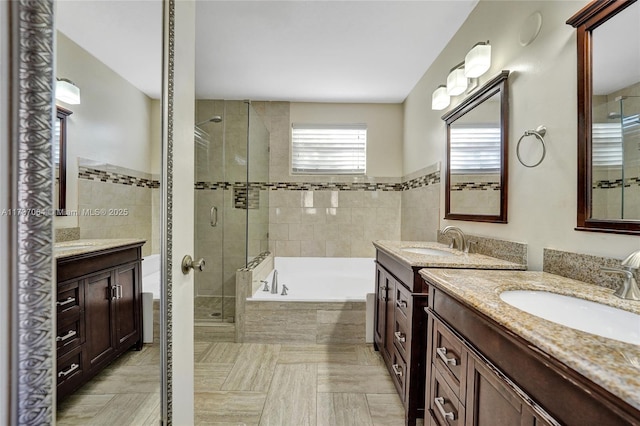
left=77, top=177, right=154, bottom=257
left=268, top=189, right=401, bottom=258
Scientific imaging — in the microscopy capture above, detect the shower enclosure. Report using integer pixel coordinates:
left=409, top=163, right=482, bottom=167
left=592, top=95, right=640, bottom=221
left=193, top=100, right=269, bottom=324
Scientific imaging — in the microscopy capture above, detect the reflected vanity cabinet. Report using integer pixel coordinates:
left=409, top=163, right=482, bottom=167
left=56, top=242, right=144, bottom=401
left=374, top=250, right=428, bottom=426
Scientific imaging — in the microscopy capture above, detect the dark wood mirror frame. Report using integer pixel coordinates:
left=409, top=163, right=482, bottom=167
left=56, top=106, right=72, bottom=215
left=442, top=70, right=509, bottom=223
left=568, top=0, right=639, bottom=235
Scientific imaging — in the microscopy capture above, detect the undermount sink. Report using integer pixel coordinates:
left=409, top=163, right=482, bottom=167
left=500, top=290, right=640, bottom=345
left=401, top=247, right=456, bottom=257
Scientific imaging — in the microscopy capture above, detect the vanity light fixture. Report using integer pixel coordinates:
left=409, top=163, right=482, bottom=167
left=446, top=62, right=467, bottom=96
left=56, top=78, right=81, bottom=105
left=464, top=41, right=491, bottom=78
left=431, top=85, right=450, bottom=110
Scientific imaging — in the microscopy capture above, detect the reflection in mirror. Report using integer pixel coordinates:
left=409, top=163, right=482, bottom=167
left=591, top=2, right=640, bottom=221
left=569, top=0, right=640, bottom=234
left=443, top=71, right=509, bottom=223
left=55, top=106, right=71, bottom=215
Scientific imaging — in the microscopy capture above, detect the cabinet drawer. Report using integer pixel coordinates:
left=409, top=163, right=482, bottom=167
left=433, top=318, right=466, bottom=399
left=56, top=282, right=81, bottom=317
left=395, top=283, right=411, bottom=319
left=430, top=365, right=465, bottom=426
left=57, top=346, right=84, bottom=393
left=56, top=314, right=84, bottom=355
left=393, top=316, right=409, bottom=359
left=390, top=347, right=407, bottom=402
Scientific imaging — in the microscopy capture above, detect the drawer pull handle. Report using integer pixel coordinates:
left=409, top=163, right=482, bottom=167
left=381, top=296, right=387, bottom=301
left=434, top=397, right=455, bottom=420
left=56, top=330, right=77, bottom=342
left=396, top=300, right=407, bottom=308
left=394, top=331, right=406, bottom=343
left=56, top=297, right=75, bottom=307
left=392, top=363, right=403, bottom=377
left=436, top=347, right=458, bottom=366
left=58, top=363, right=79, bottom=378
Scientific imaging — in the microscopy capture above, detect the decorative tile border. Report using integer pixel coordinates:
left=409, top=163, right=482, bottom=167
left=401, top=171, right=441, bottom=190
left=543, top=248, right=639, bottom=290
left=450, top=181, right=500, bottom=191
left=79, top=166, right=160, bottom=188
left=593, top=176, right=640, bottom=189
left=240, top=251, right=272, bottom=271
left=194, top=172, right=440, bottom=193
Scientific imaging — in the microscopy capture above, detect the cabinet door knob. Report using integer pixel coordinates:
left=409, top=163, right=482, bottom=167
left=396, top=299, right=407, bottom=308
left=434, top=397, right=455, bottom=420
left=394, top=331, right=406, bottom=343
left=181, top=255, right=206, bottom=274
left=436, top=347, right=458, bottom=366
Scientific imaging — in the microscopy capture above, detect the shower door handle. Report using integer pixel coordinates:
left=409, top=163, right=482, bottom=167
left=210, top=206, right=218, bottom=227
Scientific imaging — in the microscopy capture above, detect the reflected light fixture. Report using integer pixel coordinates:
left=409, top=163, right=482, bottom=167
left=431, top=85, right=450, bottom=110
left=464, top=41, right=491, bottom=78
left=56, top=78, right=81, bottom=105
left=446, top=62, right=467, bottom=96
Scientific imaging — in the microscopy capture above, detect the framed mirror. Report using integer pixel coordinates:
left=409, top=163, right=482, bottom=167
left=443, top=70, right=509, bottom=223
left=568, top=0, right=640, bottom=235
left=55, top=106, right=71, bottom=215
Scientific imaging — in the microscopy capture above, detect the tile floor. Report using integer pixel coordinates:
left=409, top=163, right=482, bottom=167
left=57, top=340, right=411, bottom=425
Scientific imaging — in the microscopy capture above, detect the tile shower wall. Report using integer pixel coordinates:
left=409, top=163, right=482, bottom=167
left=252, top=101, right=405, bottom=258
left=401, top=164, right=441, bottom=241
left=76, top=159, right=159, bottom=257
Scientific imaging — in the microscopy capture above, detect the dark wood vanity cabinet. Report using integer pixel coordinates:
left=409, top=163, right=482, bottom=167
left=56, top=243, right=143, bottom=401
left=424, top=282, right=640, bottom=426
left=374, top=250, right=428, bottom=425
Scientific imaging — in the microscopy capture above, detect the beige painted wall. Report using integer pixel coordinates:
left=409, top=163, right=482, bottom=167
left=55, top=32, right=158, bottom=228
left=403, top=0, right=639, bottom=270
left=290, top=102, right=404, bottom=178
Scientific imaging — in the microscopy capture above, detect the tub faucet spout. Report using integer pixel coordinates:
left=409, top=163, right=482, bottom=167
left=271, top=270, right=278, bottom=294
left=281, top=284, right=288, bottom=296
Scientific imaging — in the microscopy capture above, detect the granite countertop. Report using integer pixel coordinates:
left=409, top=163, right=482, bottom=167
left=54, top=238, right=146, bottom=259
left=419, top=268, right=640, bottom=411
left=373, top=240, right=526, bottom=270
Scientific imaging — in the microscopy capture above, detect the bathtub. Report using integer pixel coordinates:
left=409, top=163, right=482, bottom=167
left=141, top=254, right=160, bottom=343
left=243, top=256, right=376, bottom=344
left=249, top=257, right=375, bottom=302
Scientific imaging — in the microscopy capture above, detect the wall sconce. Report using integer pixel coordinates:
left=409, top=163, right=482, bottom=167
left=431, top=85, right=450, bottom=110
left=431, top=41, right=491, bottom=110
left=446, top=62, right=467, bottom=96
left=464, top=41, right=491, bottom=78
left=56, top=78, right=81, bottom=105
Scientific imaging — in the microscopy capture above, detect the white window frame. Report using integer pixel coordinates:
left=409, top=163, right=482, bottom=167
left=291, top=123, right=367, bottom=175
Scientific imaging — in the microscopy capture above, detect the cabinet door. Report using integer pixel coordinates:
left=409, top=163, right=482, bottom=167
left=384, top=273, right=397, bottom=361
left=374, top=265, right=388, bottom=351
left=115, top=263, right=141, bottom=349
left=465, top=353, right=536, bottom=426
left=84, top=271, right=116, bottom=369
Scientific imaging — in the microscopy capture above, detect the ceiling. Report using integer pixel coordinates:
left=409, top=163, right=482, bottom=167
left=56, top=0, right=478, bottom=103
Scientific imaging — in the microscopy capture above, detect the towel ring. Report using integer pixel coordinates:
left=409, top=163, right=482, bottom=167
left=517, top=125, right=547, bottom=168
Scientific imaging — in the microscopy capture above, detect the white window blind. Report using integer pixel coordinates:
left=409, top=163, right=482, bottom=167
left=592, top=122, right=622, bottom=167
left=450, top=125, right=501, bottom=174
left=291, top=124, right=366, bottom=175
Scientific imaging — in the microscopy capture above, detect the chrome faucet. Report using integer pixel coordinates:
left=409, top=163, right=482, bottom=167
left=281, top=284, right=288, bottom=296
left=261, top=280, right=269, bottom=292
left=600, top=250, right=640, bottom=301
left=271, top=270, right=278, bottom=294
left=441, top=226, right=469, bottom=253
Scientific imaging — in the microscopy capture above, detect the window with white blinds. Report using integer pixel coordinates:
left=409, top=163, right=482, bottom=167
left=450, top=124, right=501, bottom=174
left=592, top=122, right=622, bottom=167
left=291, top=124, right=367, bottom=175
